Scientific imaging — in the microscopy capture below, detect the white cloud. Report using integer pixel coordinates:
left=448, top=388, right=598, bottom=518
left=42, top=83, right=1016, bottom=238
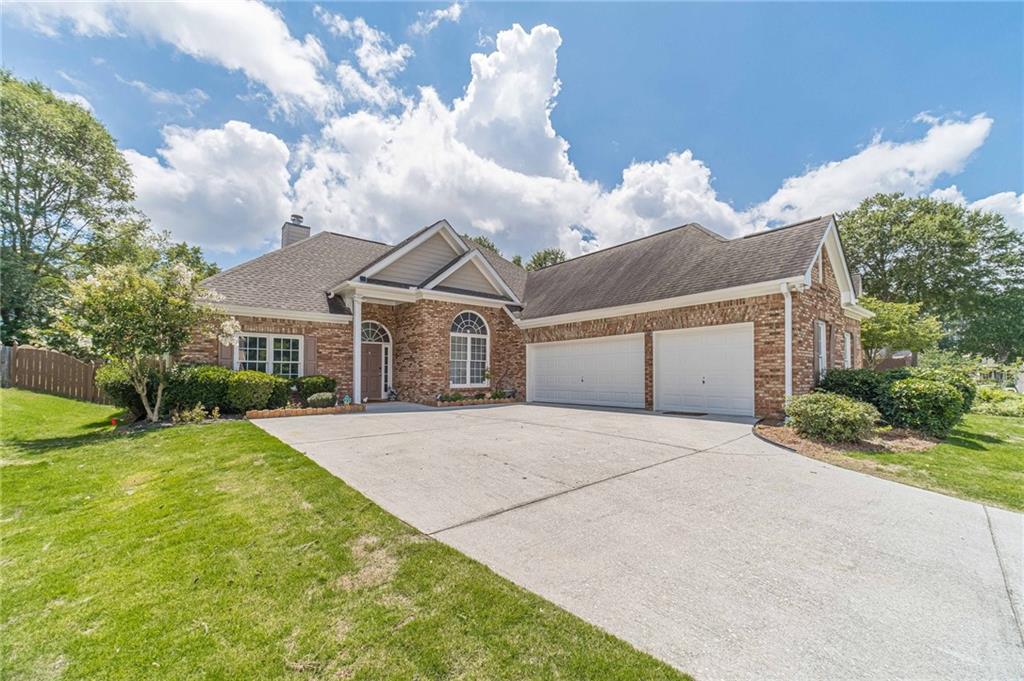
left=54, top=90, right=93, bottom=111
left=115, top=75, right=208, bottom=116
left=9, top=0, right=334, bottom=117
left=410, top=2, right=465, bottom=36
left=748, top=114, right=993, bottom=227
left=931, top=185, right=1024, bottom=231
left=124, top=121, right=292, bottom=252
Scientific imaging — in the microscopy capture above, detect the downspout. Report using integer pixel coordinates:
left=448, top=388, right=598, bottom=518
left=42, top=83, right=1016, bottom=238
left=352, top=294, right=363, bottom=404
left=781, top=283, right=792, bottom=399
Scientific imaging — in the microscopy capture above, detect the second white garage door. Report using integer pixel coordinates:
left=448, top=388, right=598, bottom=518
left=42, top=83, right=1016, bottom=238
left=654, top=322, right=755, bottom=416
left=527, top=334, right=645, bottom=408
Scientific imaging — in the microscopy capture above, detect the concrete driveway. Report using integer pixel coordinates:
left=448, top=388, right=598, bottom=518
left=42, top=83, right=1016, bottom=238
left=256, top=404, right=1024, bottom=680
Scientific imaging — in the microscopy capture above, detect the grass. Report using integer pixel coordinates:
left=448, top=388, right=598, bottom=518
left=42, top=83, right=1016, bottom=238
left=1, top=389, right=687, bottom=680
left=843, top=413, right=1024, bottom=511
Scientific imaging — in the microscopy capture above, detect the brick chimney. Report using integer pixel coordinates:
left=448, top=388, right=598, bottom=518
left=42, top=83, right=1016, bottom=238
left=281, top=214, right=310, bottom=248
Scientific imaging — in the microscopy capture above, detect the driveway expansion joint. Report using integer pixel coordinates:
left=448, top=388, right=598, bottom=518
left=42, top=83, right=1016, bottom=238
left=984, top=504, right=1024, bottom=648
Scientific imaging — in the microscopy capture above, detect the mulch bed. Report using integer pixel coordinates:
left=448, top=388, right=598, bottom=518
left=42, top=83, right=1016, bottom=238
left=246, top=404, right=365, bottom=419
left=755, top=418, right=937, bottom=471
left=434, top=398, right=517, bottom=407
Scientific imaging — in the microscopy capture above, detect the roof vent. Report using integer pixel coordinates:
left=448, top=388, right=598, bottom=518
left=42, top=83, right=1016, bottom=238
left=290, top=214, right=303, bottom=225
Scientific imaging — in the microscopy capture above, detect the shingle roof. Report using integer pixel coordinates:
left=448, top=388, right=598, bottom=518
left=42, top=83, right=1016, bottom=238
left=203, top=232, right=391, bottom=315
left=519, top=216, right=833, bottom=320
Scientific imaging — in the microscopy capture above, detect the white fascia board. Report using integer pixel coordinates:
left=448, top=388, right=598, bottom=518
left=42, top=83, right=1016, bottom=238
left=424, top=250, right=521, bottom=303
left=216, top=303, right=352, bottom=324
left=805, top=218, right=858, bottom=302
left=356, top=219, right=466, bottom=281
left=843, top=304, right=875, bottom=320
left=347, top=281, right=511, bottom=308
left=516, top=277, right=802, bottom=329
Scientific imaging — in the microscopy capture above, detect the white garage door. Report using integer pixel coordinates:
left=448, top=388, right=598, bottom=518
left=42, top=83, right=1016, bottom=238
left=654, top=322, right=754, bottom=416
left=527, top=334, right=645, bottom=408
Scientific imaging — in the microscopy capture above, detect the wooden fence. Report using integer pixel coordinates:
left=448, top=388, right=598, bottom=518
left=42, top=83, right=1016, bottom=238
left=0, top=345, right=111, bottom=404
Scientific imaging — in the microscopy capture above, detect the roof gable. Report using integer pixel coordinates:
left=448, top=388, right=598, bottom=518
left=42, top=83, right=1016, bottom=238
left=375, top=231, right=462, bottom=285
left=422, top=249, right=521, bottom=302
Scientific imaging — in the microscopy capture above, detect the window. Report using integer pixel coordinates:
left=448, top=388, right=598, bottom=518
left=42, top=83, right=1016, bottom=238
left=235, top=334, right=302, bottom=378
left=843, top=331, right=853, bottom=369
left=450, top=312, right=488, bottom=387
left=814, top=320, right=828, bottom=384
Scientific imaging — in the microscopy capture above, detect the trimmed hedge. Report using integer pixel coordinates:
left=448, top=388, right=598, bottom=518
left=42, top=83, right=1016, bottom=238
left=226, top=371, right=290, bottom=412
left=306, top=392, right=336, bottom=408
left=295, top=375, right=337, bottom=403
left=911, top=368, right=976, bottom=412
left=785, top=392, right=880, bottom=443
left=818, top=369, right=883, bottom=406
left=885, top=378, right=964, bottom=437
left=165, top=365, right=232, bottom=412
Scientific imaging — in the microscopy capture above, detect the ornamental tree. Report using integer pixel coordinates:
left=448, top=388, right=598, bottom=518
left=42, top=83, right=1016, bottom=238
left=60, top=263, right=235, bottom=421
left=858, top=295, right=943, bottom=368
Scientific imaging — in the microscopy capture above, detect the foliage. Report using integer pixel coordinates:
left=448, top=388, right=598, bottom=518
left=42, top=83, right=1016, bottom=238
left=306, top=392, right=337, bottom=408
left=170, top=403, right=217, bottom=424
left=838, top=193, right=1024, bottom=360
left=463, top=234, right=501, bottom=255
left=225, top=370, right=286, bottom=412
left=525, top=247, right=567, bottom=271
left=911, top=367, right=976, bottom=412
left=884, top=378, right=964, bottom=437
left=295, top=374, right=337, bottom=403
left=511, top=254, right=523, bottom=267
left=58, top=262, right=228, bottom=421
left=973, top=387, right=1024, bottom=418
left=165, top=364, right=232, bottom=412
left=490, top=388, right=506, bottom=399
left=917, top=350, right=981, bottom=373
left=1, top=71, right=139, bottom=344
left=438, top=392, right=466, bottom=402
left=94, top=361, right=151, bottom=418
left=818, top=369, right=884, bottom=405
left=785, top=392, right=880, bottom=443
left=1, top=389, right=685, bottom=680
left=858, top=296, right=943, bottom=368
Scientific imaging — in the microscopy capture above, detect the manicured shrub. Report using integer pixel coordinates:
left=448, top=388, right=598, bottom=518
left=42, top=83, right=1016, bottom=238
left=295, top=375, right=337, bottom=403
left=819, top=369, right=883, bottom=405
left=95, top=362, right=152, bottom=418
left=911, top=368, right=977, bottom=412
left=268, top=375, right=291, bottom=409
left=785, top=392, right=880, bottom=443
left=165, top=364, right=232, bottom=412
left=225, top=370, right=280, bottom=412
left=306, top=392, right=336, bottom=408
left=973, top=387, right=1024, bottom=418
left=885, top=378, right=964, bottom=437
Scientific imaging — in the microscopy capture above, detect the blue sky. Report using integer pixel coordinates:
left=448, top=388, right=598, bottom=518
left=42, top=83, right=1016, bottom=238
left=5, top=1, right=1022, bottom=268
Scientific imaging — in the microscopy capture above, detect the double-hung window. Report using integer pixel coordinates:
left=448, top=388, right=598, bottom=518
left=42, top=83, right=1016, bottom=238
left=449, top=312, right=489, bottom=387
left=235, top=333, right=302, bottom=379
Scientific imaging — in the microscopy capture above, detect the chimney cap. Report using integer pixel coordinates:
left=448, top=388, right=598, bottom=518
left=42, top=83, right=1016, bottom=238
left=290, top=213, right=303, bottom=225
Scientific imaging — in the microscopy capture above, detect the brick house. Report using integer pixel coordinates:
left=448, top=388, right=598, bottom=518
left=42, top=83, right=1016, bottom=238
left=183, top=215, right=871, bottom=417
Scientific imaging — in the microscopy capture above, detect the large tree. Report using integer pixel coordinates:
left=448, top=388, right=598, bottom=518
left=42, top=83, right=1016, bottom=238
left=839, top=193, right=1024, bottom=359
left=525, top=248, right=567, bottom=271
left=1, top=71, right=142, bottom=343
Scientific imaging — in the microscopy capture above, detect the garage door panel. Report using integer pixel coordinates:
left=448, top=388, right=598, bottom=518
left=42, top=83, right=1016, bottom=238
left=528, top=335, right=644, bottom=409
left=654, top=323, right=754, bottom=416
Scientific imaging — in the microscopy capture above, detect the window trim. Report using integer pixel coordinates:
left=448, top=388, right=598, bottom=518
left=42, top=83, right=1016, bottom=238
left=449, top=311, right=490, bottom=389
left=234, top=332, right=304, bottom=378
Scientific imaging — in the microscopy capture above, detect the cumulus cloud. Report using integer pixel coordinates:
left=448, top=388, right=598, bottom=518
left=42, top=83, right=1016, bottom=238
left=9, top=0, right=333, bottom=117
left=748, top=114, right=993, bottom=227
left=124, top=121, right=292, bottom=252
left=410, top=2, right=465, bottom=36
left=930, top=185, right=1024, bottom=231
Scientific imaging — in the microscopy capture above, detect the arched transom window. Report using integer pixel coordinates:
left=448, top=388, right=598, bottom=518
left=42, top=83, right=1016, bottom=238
left=361, top=321, right=391, bottom=343
left=450, top=312, right=488, bottom=387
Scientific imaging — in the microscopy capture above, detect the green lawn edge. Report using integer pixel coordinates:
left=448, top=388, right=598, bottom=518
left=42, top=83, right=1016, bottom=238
left=1, top=388, right=689, bottom=680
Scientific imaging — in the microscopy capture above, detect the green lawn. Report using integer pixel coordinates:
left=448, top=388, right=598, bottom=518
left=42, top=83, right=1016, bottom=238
left=1, top=389, right=686, bottom=681
left=846, top=413, right=1024, bottom=511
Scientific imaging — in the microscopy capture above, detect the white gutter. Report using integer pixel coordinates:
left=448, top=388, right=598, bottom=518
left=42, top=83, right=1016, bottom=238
left=781, top=283, right=793, bottom=399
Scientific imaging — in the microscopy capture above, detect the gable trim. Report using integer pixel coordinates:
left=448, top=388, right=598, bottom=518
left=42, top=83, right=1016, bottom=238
left=215, top=303, right=353, bottom=324
left=422, top=250, right=521, bottom=303
left=355, top=219, right=467, bottom=281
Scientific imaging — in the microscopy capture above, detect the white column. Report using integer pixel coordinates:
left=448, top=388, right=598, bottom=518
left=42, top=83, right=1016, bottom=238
left=781, top=283, right=792, bottom=399
left=352, top=294, right=363, bottom=403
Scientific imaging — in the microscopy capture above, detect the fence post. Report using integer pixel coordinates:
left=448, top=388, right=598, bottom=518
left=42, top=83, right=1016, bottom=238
left=0, top=346, right=10, bottom=388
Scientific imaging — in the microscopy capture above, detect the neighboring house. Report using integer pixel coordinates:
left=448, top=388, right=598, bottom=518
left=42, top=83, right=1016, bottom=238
left=183, top=214, right=872, bottom=417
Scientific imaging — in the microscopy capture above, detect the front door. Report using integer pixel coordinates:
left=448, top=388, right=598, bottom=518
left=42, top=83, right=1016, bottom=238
left=361, top=344, right=383, bottom=400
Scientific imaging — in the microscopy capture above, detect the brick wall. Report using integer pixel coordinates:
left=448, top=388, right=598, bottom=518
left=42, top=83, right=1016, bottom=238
left=522, top=295, right=787, bottom=416
left=792, top=249, right=863, bottom=395
left=180, top=315, right=353, bottom=394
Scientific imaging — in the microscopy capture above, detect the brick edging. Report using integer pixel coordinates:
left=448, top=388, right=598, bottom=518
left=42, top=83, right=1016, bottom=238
left=246, top=404, right=366, bottom=419
left=434, top=398, right=517, bottom=407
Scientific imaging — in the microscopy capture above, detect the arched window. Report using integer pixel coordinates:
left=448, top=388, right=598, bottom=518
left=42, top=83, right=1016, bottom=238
left=361, top=321, right=390, bottom=343
left=449, top=312, right=488, bottom=387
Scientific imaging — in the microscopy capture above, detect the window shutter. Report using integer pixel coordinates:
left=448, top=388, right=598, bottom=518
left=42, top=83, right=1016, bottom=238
left=827, top=325, right=835, bottom=370
left=813, top=322, right=822, bottom=385
left=219, top=340, right=234, bottom=368
left=303, top=335, right=317, bottom=376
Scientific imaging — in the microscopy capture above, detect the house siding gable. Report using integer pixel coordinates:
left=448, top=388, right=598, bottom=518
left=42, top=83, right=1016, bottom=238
left=375, top=232, right=460, bottom=285
left=436, top=260, right=503, bottom=296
